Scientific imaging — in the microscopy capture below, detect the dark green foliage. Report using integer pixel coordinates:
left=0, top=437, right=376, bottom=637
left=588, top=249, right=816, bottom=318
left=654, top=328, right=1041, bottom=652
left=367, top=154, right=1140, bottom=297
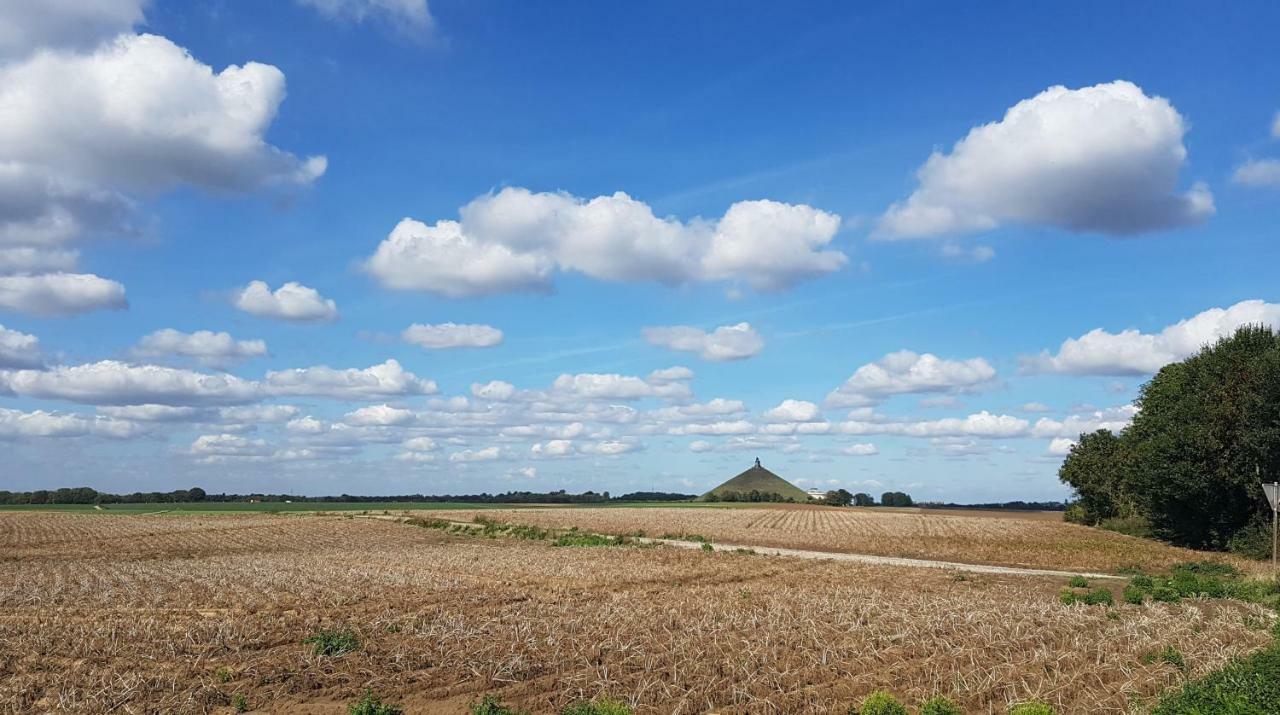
left=1068, top=575, right=1089, bottom=588
left=1097, top=516, right=1153, bottom=538
left=823, top=489, right=854, bottom=506
left=1007, top=703, right=1054, bottom=715
left=349, top=691, right=404, bottom=715
left=700, top=542, right=714, bottom=552
left=561, top=698, right=633, bottom=715
left=850, top=691, right=908, bottom=715
left=879, top=491, right=914, bottom=507
left=1226, top=514, right=1275, bottom=560
left=1123, top=584, right=1146, bottom=604
left=553, top=532, right=626, bottom=547
left=1059, top=326, right=1280, bottom=551
left=1152, top=642, right=1280, bottom=714
left=303, top=628, right=360, bottom=657
left=852, top=492, right=875, bottom=506
left=1121, top=562, right=1279, bottom=608
left=1083, top=588, right=1114, bottom=606
left=703, top=489, right=797, bottom=503
left=919, top=696, right=964, bottom=714
left=470, top=696, right=524, bottom=715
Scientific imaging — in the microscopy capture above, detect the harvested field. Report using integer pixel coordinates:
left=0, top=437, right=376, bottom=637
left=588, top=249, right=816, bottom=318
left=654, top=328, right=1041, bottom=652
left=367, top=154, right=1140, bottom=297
left=1, top=511, right=1275, bottom=714
left=424, top=505, right=1252, bottom=574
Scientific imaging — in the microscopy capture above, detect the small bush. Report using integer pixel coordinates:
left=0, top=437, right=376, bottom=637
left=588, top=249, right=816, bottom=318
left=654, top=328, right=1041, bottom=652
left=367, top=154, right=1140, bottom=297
left=1123, top=585, right=1146, bottom=604
left=1058, top=589, right=1078, bottom=605
left=701, top=542, right=714, bottom=552
left=850, top=691, right=907, bottom=715
left=407, top=516, right=450, bottom=530
left=1226, top=514, right=1273, bottom=560
left=1082, top=588, right=1114, bottom=606
left=349, top=690, right=404, bottom=715
left=1151, top=585, right=1181, bottom=603
left=303, top=628, right=360, bottom=657
left=1143, top=645, right=1186, bottom=671
left=233, top=695, right=249, bottom=713
left=1068, top=575, right=1089, bottom=588
left=215, top=666, right=233, bottom=683
left=561, top=697, right=633, bottom=715
left=1007, top=702, right=1054, bottom=714
left=471, top=696, right=522, bottom=715
left=919, top=695, right=963, bottom=714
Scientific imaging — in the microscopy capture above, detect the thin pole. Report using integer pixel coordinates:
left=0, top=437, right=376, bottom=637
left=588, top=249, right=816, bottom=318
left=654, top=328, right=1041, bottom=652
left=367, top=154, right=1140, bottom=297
left=1273, top=487, right=1277, bottom=574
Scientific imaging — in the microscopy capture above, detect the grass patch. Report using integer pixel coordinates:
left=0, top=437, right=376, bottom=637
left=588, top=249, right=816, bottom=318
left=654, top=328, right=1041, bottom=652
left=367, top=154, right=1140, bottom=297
left=918, top=696, right=963, bottom=715
left=1152, top=642, right=1280, bottom=714
left=1007, top=703, right=1054, bottom=715
left=561, top=698, right=633, bottom=714
left=1123, top=561, right=1280, bottom=608
left=303, top=628, right=360, bottom=657
left=851, top=691, right=907, bottom=715
left=349, top=690, right=404, bottom=715
left=1059, top=587, right=1113, bottom=606
left=552, top=532, right=627, bottom=547
left=1142, top=645, right=1186, bottom=671
left=1068, top=575, right=1089, bottom=588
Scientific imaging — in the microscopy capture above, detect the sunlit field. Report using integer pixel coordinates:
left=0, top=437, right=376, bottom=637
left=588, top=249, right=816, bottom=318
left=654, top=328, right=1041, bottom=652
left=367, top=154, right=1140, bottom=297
left=2, top=510, right=1274, bottom=714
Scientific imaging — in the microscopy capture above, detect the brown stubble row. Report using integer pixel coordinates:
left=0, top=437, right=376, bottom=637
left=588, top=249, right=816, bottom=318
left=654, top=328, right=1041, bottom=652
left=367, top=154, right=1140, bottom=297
left=423, top=506, right=1255, bottom=574
left=0, top=512, right=1273, bottom=714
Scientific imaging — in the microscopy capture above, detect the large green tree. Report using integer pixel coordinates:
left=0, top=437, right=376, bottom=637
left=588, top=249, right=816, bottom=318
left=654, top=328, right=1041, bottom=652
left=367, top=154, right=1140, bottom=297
left=1059, top=325, right=1280, bottom=551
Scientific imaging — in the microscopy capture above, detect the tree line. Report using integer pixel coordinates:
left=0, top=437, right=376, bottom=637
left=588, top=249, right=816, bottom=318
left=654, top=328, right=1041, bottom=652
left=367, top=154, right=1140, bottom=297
left=0, top=488, right=696, bottom=506
left=1059, top=326, right=1280, bottom=557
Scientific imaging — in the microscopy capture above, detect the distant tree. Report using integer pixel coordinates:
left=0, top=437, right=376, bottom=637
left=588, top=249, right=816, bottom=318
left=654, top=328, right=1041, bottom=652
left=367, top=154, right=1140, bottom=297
left=852, top=492, right=874, bottom=507
left=188, top=487, right=207, bottom=502
left=1058, top=429, right=1133, bottom=525
left=879, top=491, right=914, bottom=507
left=823, top=489, right=853, bottom=506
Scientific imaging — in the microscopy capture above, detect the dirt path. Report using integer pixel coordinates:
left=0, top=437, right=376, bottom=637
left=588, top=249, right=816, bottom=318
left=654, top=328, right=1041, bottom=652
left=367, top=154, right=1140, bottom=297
left=369, top=514, right=1123, bottom=580
left=644, top=537, right=1124, bottom=580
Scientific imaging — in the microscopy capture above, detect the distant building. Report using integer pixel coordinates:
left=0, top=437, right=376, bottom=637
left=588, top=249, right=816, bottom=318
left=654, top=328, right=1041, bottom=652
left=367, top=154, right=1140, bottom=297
left=805, top=488, right=826, bottom=500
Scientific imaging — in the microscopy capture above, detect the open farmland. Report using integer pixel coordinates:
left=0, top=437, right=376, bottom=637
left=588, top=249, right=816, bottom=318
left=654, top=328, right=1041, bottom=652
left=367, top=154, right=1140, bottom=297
left=1, top=511, right=1275, bottom=714
left=423, top=505, right=1251, bottom=575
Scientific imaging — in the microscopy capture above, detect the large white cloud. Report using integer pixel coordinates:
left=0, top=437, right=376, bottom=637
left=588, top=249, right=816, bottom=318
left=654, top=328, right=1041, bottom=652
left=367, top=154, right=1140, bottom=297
left=876, top=81, right=1213, bottom=239
left=402, top=322, right=503, bottom=349
left=0, top=247, right=79, bottom=273
left=134, top=329, right=267, bottom=368
left=0, top=406, right=141, bottom=439
left=1024, top=299, right=1280, bottom=376
left=5, top=360, right=259, bottom=406
left=234, top=281, right=338, bottom=323
left=0, top=272, right=126, bottom=316
left=363, top=188, right=844, bottom=297
left=642, top=322, right=764, bottom=362
left=827, top=350, right=996, bottom=407
left=344, top=404, right=416, bottom=426
left=264, top=359, right=437, bottom=400
left=0, top=323, right=41, bottom=368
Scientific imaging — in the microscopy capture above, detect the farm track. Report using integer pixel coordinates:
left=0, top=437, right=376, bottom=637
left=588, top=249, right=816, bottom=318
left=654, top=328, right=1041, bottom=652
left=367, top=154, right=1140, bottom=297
left=1, top=511, right=1274, bottom=714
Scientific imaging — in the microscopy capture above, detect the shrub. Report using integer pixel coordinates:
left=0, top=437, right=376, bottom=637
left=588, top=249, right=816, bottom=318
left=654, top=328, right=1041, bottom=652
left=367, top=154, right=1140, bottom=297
left=1007, top=703, right=1054, bottom=715
left=1227, top=515, right=1273, bottom=559
left=1058, top=589, right=1078, bottom=606
left=233, top=695, right=249, bottom=713
left=1123, top=585, right=1146, bottom=604
left=850, top=691, right=907, bottom=715
left=349, top=690, right=404, bottom=715
left=1097, top=516, right=1153, bottom=538
left=1082, top=588, right=1114, bottom=606
left=561, top=698, right=633, bottom=715
left=1067, top=575, right=1088, bottom=588
left=919, top=695, right=963, bottom=714
left=701, top=542, right=714, bottom=552
left=215, top=666, right=233, bottom=683
left=303, top=628, right=360, bottom=657
left=1143, top=645, right=1186, bottom=671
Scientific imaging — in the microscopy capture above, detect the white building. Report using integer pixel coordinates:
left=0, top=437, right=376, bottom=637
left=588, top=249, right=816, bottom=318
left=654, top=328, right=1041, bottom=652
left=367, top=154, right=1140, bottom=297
left=805, top=488, right=826, bottom=500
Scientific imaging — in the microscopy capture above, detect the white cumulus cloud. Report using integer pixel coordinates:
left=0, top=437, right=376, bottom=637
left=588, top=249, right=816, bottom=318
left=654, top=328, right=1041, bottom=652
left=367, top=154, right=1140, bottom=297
left=762, top=399, right=823, bottom=423
left=0, top=323, right=41, bottom=368
left=1233, top=159, right=1280, bottom=188
left=0, top=406, right=141, bottom=439
left=402, top=322, right=503, bottom=349
left=827, top=350, right=996, bottom=407
left=134, top=329, right=267, bottom=368
left=264, top=359, right=436, bottom=400
left=5, top=360, right=259, bottom=406
left=297, top=0, right=434, bottom=33
left=642, top=322, right=764, bottom=362
left=364, top=188, right=844, bottom=297
left=876, top=80, right=1212, bottom=239
left=234, top=281, right=338, bottom=323
left=1024, top=300, right=1280, bottom=376
left=0, top=272, right=126, bottom=316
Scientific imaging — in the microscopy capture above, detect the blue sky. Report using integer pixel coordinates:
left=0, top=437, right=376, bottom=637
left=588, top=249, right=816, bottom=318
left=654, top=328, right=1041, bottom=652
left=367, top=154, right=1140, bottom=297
left=2, top=1, right=1279, bottom=501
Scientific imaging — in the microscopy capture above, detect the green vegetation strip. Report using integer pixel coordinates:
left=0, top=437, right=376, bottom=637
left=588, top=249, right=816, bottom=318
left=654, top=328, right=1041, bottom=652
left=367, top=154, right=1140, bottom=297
left=1152, top=637, right=1280, bottom=714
